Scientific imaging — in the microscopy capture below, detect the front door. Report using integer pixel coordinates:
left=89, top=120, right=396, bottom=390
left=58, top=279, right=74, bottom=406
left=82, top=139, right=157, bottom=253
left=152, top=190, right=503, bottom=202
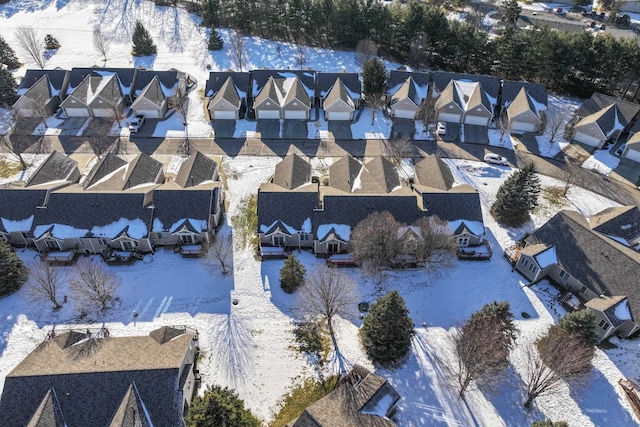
left=328, top=242, right=340, bottom=254
left=180, top=234, right=196, bottom=245
left=122, top=240, right=134, bottom=251
left=272, top=235, right=285, bottom=247
left=46, top=239, right=62, bottom=250
left=457, top=237, right=470, bottom=247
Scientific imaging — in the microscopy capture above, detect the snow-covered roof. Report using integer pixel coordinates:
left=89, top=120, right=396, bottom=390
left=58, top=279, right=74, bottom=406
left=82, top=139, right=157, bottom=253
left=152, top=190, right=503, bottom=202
left=34, top=223, right=89, bottom=239
left=448, top=220, right=484, bottom=237
left=92, top=218, right=147, bottom=240
left=534, top=245, right=558, bottom=269
left=1, top=215, right=34, bottom=233
left=614, top=299, right=632, bottom=321
left=317, top=224, right=351, bottom=241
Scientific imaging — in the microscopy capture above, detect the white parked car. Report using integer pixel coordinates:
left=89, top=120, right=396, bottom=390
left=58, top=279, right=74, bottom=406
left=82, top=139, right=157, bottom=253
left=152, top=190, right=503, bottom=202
left=436, top=121, right=446, bottom=135
left=128, top=115, right=145, bottom=133
left=484, top=153, right=508, bottom=166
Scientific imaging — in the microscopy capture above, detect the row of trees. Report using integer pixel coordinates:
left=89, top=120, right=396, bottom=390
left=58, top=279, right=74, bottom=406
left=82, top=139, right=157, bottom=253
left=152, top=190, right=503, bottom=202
left=197, top=0, right=640, bottom=99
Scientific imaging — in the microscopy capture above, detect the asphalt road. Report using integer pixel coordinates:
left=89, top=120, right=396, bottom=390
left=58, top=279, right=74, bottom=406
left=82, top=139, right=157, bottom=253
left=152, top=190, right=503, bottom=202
left=518, top=10, right=639, bottom=40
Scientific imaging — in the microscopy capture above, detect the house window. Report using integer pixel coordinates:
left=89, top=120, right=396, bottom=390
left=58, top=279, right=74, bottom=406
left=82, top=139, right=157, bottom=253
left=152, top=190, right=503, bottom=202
left=45, top=240, right=61, bottom=250
left=457, top=236, right=470, bottom=247
left=272, top=235, right=284, bottom=247
left=158, top=232, right=168, bottom=239
left=522, top=258, right=529, bottom=267
left=580, top=286, right=588, bottom=294
left=122, top=240, right=134, bottom=251
left=328, top=242, right=340, bottom=253
left=97, top=239, right=107, bottom=246
left=180, top=234, right=196, bottom=245
left=599, top=320, right=610, bottom=330
left=528, top=264, right=537, bottom=274
left=559, top=270, right=569, bottom=279
left=300, top=234, right=310, bottom=241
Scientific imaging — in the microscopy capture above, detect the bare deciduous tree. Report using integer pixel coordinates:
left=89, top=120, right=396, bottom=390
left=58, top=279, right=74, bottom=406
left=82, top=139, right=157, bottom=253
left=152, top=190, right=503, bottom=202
left=546, top=110, right=565, bottom=143
left=350, top=211, right=399, bottom=275
left=293, top=44, right=307, bottom=70
left=365, top=95, right=385, bottom=126
left=88, top=133, right=116, bottom=159
left=0, top=132, right=30, bottom=169
left=229, top=31, right=246, bottom=72
left=27, top=261, right=66, bottom=310
left=414, top=216, right=458, bottom=266
left=93, top=30, right=110, bottom=64
left=384, top=137, right=414, bottom=166
left=14, top=26, right=46, bottom=69
left=416, top=96, right=437, bottom=126
left=70, top=259, right=120, bottom=312
left=207, top=233, right=233, bottom=275
left=355, top=39, right=378, bottom=69
left=172, top=91, right=191, bottom=156
left=561, top=155, right=585, bottom=197
left=523, top=327, right=593, bottom=408
left=295, top=265, right=359, bottom=350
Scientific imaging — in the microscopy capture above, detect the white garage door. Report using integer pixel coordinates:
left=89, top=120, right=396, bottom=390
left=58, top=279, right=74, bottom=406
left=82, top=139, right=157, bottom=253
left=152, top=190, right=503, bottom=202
left=625, top=148, right=640, bottom=163
left=92, top=108, right=112, bottom=117
left=65, top=108, right=90, bottom=117
left=135, top=109, right=162, bottom=119
left=257, top=109, right=280, bottom=119
left=327, top=111, right=351, bottom=121
left=212, top=110, right=237, bottom=120
left=464, top=114, right=489, bottom=126
left=438, top=113, right=461, bottom=123
left=393, top=108, right=416, bottom=120
left=511, top=121, right=536, bottom=133
left=573, top=132, right=601, bottom=148
left=284, top=110, right=307, bottom=120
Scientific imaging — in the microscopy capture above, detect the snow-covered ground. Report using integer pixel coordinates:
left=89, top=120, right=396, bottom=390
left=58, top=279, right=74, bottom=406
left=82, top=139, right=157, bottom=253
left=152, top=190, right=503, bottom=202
left=1, top=1, right=640, bottom=426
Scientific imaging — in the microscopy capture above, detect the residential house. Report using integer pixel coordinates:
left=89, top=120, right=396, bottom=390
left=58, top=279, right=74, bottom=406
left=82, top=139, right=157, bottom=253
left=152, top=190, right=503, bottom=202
left=386, top=70, right=430, bottom=120
left=501, top=81, right=548, bottom=133
left=287, top=366, right=400, bottom=427
left=66, top=67, right=136, bottom=103
left=60, top=73, right=125, bottom=118
left=257, top=153, right=485, bottom=257
left=0, top=326, right=199, bottom=427
left=251, top=70, right=316, bottom=119
left=317, top=72, right=361, bottom=121
left=131, top=69, right=196, bottom=118
left=622, top=127, right=640, bottom=163
left=13, top=69, right=70, bottom=117
left=0, top=152, right=79, bottom=246
left=513, top=207, right=640, bottom=340
left=432, top=72, right=500, bottom=126
left=151, top=151, right=224, bottom=250
left=571, top=92, right=640, bottom=149
left=205, top=72, right=250, bottom=120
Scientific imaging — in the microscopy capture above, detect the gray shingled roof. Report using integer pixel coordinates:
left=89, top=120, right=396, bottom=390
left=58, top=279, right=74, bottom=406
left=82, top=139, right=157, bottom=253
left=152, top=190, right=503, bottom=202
left=175, top=151, right=218, bottom=188
left=273, top=153, right=311, bottom=189
left=0, top=329, right=194, bottom=427
left=152, top=188, right=219, bottom=232
left=391, top=77, right=418, bottom=106
left=32, top=192, right=153, bottom=237
left=209, top=76, right=242, bottom=109
left=362, top=157, right=401, bottom=193
left=16, top=75, right=53, bottom=104
left=329, top=156, right=363, bottom=193
left=575, top=104, right=625, bottom=140
left=431, top=72, right=500, bottom=101
left=413, top=156, right=454, bottom=191
left=83, top=153, right=127, bottom=189
left=501, top=80, right=548, bottom=109
left=324, top=78, right=355, bottom=110
left=26, top=152, right=78, bottom=187
left=26, top=388, right=65, bottom=427
left=525, top=210, right=640, bottom=319
left=18, top=69, right=68, bottom=96
left=205, top=71, right=250, bottom=98
left=254, top=76, right=282, bottom=107
left=133, top=76, right=166, bottom=108
left=317, top=72, right=361, bottom=98
left=257, top=188, right=319, bottom=231
left=574, top=92, right=640, bottom=125
left=418, top=186, right=483, bottom=223
left=123, top=154, right=163, bottom=190
left=283, top=77, right=311, bottom=108
left=386, top=70, right=430, bottom=95
left=109, top=383, right=153, bottom=427
left=590, top=206, right=640, bottom=246
left=0, top=189, right=47, bottom=233
left=133, top=70, right=181, bottom=98
left=251, top=69, right=316, bottom=100
left=66, top=68, right=135, bottom=96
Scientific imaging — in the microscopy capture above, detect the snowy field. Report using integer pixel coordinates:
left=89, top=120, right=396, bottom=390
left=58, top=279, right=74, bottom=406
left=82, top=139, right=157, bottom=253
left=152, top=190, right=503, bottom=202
left=1, top=1, right=640, bottom=426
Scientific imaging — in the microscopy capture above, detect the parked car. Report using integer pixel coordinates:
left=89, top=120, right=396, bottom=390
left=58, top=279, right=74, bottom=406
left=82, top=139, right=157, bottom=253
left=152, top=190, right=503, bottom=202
left=589, top=20, right=596, bottom=28
left=436, top=121, right=447, bottom=135
left=484, top=153, right=508, bottom=166
left=128, top=115, right=145, bottom=133
left=616, top=144, right=626, bottom=157
left=600, top=24, right=606, bottom=30
left=556, top=7, right=565, bottom=14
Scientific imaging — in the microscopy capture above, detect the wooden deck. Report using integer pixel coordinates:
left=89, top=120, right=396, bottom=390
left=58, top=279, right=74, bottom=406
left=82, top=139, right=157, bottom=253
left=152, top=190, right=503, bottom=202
left=457, top=240, right=492, bottom=261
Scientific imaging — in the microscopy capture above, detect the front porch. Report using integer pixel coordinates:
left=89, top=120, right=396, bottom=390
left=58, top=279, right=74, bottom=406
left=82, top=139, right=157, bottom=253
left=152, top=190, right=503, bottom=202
left=40, top=250, right=76, bottom=265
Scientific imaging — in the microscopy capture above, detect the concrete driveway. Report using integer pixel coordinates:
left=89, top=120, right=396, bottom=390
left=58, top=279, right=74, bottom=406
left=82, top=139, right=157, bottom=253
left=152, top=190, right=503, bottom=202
left=328, top=121, right=352, bottom=140
left=464, top=125, right=489, bottom=144
left=282, top=120, right=308, bottom=139
left=256, top=120, right=280, bottom=139
left=438, top=122, right=460, bottom=142
left=391, top=119, right=415, bottom=140
left=212, top=120, right=236, bottom=139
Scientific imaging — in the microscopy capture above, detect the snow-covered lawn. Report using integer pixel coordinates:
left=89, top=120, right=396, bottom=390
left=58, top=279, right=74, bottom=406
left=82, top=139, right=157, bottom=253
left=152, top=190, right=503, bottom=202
left=535, top=95, right=583, bottom=158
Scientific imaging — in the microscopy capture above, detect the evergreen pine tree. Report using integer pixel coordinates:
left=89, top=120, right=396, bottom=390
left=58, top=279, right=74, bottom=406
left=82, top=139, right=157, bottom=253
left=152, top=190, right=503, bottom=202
left=186, top=385, right=260, bottom=427
left=131, top=21, right=157, bottom=57
left=0, top=67, right=18, bottom=105
left=44, top=34, right=61, bottom=50
left=201, top=0, right=220, bottom=28
left=207, top=29, right=224, bottom=51
left=362, top=57, right=388, bottom=97
left=280, top=253, right=306, bottom=293
left=361, top=290, right=414, bottom=365
left=558, top=309, right=598, bottom=346
left=0, top=35, right=21, bottom=70
left=491, top=163, right=540, bottom=226
left=0, top=239, right=29, bottom=296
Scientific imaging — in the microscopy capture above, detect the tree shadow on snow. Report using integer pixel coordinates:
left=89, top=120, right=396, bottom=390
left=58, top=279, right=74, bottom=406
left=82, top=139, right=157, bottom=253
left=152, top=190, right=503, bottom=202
left=210, top=308, right=255, bottom=390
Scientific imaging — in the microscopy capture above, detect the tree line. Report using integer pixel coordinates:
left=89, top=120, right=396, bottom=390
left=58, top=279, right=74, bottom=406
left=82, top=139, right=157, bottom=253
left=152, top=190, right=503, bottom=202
left=195, top=0, right=640, bottom=100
